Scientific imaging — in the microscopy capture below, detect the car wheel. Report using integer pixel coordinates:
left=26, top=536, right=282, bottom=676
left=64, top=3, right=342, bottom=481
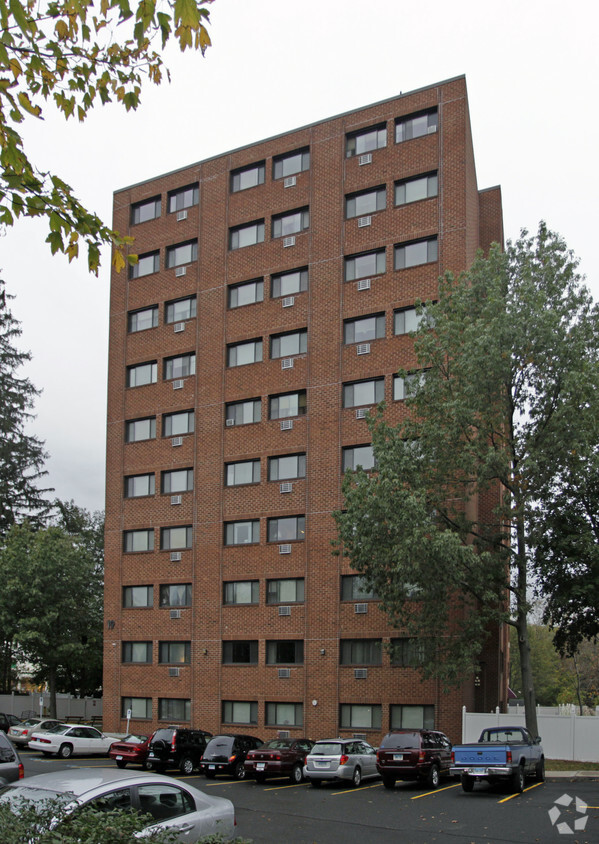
left=234, top=761, right=246, bottom=780
left=290, top=764, right=303, bottom=784
left=255, top=774, right=266, bottom=784
left=142, top=760, right=153, bottom=771
left=535, top=758, right=545, bottom=782
left=310, top=778, right=322, bottom=788
left=351, top=766, right=362, bottom=787
left=427, top=763, right=440, bottom=789
left=461, top=774, right=474, bottom=792
left=382, top=775, right=396, bottom=790
left=116, top=760, right=127, bottom=769
left=58, top=743, right=73, bottom=759
left=205, top=770, right=216, bottom=779
left=179, top=756, right=194, bottom=775
left=512, top=765, right=525, bottom=793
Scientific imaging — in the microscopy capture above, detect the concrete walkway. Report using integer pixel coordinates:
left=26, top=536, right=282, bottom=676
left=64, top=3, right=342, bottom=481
left=546, top=770, right=599, bottom=780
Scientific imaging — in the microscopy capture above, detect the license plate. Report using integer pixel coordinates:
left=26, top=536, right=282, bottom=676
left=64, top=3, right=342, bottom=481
left=148, top=753, right=155, bottom=759
left=393, top=754, right=406, bottom=761
left=116, top=755, right=123, bottom=760
left=315, top=761, right=329, bottom=768
left=256, top=763, right=265, bottom=770
left=472, top=767, right=486, bottom=774
left=209, top=765, right=215, bottom=770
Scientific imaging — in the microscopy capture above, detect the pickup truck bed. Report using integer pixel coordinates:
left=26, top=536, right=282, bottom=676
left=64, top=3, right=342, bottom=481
left=450, top=727, right=545, bottom=793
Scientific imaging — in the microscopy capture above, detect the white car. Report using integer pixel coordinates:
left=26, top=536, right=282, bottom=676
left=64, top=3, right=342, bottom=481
left=28, top=723, right=116, bottom=758
left=8, top=718, right=62, bottom=747
left=0, top=768, right=235, bottom=841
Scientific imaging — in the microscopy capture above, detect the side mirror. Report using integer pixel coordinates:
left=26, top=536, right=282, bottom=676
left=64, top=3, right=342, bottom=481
left=534, top=736, right=542, bottom=744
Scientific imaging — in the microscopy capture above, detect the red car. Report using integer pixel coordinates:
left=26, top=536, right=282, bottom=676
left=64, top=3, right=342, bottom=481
left=244, top=738, right=314, bottom=784
left=109, top=733, right=153, bottom=769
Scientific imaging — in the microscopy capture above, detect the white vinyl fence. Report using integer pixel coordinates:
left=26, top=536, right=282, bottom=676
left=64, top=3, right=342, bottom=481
left=462, top=706, right=599, bottom=762
left=0, top=692, right=102, bottom=724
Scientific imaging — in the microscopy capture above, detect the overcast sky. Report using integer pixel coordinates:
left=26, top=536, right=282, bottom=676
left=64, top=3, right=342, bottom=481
left=1, top=0, right=597, bottom=514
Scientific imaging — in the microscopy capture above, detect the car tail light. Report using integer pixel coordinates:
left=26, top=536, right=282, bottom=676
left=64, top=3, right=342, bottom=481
left=451, top=751, right=455, bottom=763
left=274, top=754, right=282, bottom=761
left=38, top=738, right=51, bottom=744
left=418, top=751, right=425, bottom=763
left=22, top=730, right=28, bottom=737
left=171, top=733, right=177, bottom=751
left=339, top=754, right=349, bottom=765
left=506, top=750, right=512, bottom=764
left=18, top=763, right=24, bottom=779
left=229, top=754, right=237, bottom=762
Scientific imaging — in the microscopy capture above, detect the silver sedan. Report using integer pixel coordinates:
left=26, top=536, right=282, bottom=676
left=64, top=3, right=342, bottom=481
left=303, top=738, right=379, bottom=787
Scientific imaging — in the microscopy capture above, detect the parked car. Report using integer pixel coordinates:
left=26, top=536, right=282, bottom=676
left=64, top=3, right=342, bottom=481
left=376, top=729, right=452, bottom=789
left=28, top=723, right=117, bottom=758
left=303, top=738, right=379, bottom=787
left=109, top=733, right=153, bottom=770
left=147, top=727, right=212, bottom=775
left=0, top=768, right=235, bottom=841
left=244, top=738, right=314, bottom=783
left=199, top=734, right=263, bottom=780
left=450, top=726, right=544, bottom=793
left=0, top=714, right=21, bottom=734
left=8, top=718, right=62, bottom=747
left=0, top=730, right=24, bottom=783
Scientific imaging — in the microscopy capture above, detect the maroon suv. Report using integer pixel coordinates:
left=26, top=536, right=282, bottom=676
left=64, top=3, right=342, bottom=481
left=244, top=738, right=314, bottom=783
left=376, top=729, right=452, bottom=789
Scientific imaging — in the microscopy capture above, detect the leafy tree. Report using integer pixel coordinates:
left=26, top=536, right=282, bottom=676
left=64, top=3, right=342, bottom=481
left=335, top=224, right=599, bottom=738
left=509, top=625, right=564, bottom=706
left=0, top=0, right=213, bottom=272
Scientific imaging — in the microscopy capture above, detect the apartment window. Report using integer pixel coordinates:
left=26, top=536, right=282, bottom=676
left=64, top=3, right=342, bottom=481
left=224, top=520, right=260, bottom=546
left=122, top=642, right=152, bottom=664
left=395, top=109, right=438, bottom=144
left=125, top=417, right=156, bottom=443
left=267, top=516, right=305, bottom=542
left=123, top=529, right=154, bottom=553
left=123, top=585, right=153, bottom=608
left=168, top=184, right=198, bottom=213
left=223, top=580, right=259, bottom=605
left=266, top=578, right=304, bottom=604
left=226, top=460, right=260, bottom=486
left=346, top=123, right=386, bottom=157
left=341, top=575, right=379, bottom=601
left=265, top=703, right=303, bottom=727
left=270, top=329, right=307, bottom=359
left=272, top=207, right=309, bottom=239
left=225, top=398, right=261, bottom=426
left=269, top=390, right=307, bottom=420
left=273, top=147, right=310, bottom=180
left=344, top=249, right=386, bottom=282
left=394, top=306, right=426, bottom=335
left=271, top=267, right=308, bottom=298
left=394, top=370, right=427, bottom=401
left=343, top=378, right=384, bottom=408
left=340, top=639, right=382, bottom=665
left=159, top=583, right=192, bottom=607
left=390, top=638, right=425, bottom=668
left=131, top=196, right=161, bottom=225
left=121, top=697, right=152, bottom=719
left=124, top=473, right=155, bottom=498
left=222, top=641, right=258, bottom=664
left=126, top=361, right=157, bottom=388
left=164, top=353, right=195, bottom=380
left=161, top=469, right=193, bottom=494
left=268, top=453, right=306, bottom=481
left=222, top=700, right=257, bottom=725
left=227, top=339, right=262, bottom=367
left=166, top=240, right=197, bottom=269
left=394, top=237, right=438, bottom=270
left=395, top=172, right=438, bottom=206
left=128, top=306, right=158, bottom=333
left=345, top=186, right=386, bottom=219
left=160, top=526, right=192, bottom=550
left=340, top=704, right=382, bottom=730
left=228, top=278, right=264, bottom=309
left=165, top=296, right=196, bottom=323
left=390, top=704, right=435, bottom=730
left=129, top=250, right=159, bottom=279
left=231, top=161, right=265, bottom=192
left=343, top=445, right=375, bottom=472
left=229, top=220, right=265, bottom=250
left=266, top=640, right=304, bottom=664
left=159, top=642, right=191, bottom=664
left=158, top=698, right=190, bottom=722
left=162, top=410, right=194, bottom=437
left=344, top=313, right=385, bottom=344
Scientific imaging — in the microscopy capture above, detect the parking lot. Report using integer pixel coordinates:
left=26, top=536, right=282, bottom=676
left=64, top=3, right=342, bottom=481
left=19, top=747, right=599, bottom=843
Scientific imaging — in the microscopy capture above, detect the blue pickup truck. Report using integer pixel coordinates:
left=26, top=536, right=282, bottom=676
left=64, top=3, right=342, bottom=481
left=450, top=726, right=545, bottom=793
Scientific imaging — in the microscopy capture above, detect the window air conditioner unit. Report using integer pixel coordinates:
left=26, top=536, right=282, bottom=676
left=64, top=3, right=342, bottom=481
left=172, top=436, right=183, bottom=447
left=355, top=408, right=368, bottom=420
left=357, top=343, right=371, bottom=355
left=170, top=552, right=182, bottom=563
left=283, top=176, right=297, bottom=188
left=278, top=605, right=291, bottom=615
left=278, top=544, right=292, bottom=555
left=176, top=210, right=188, bottom=222
left=278, top=730, right=290, bottom=738
left=358, top=153, right=372, bottom=165
left=354, top=668, right=368, bottom=679
left=168, top=667, right=181, bottom=677
left=357, top=278, right=371, bottom=291
left=281, top=358, right=294, bottom=370
left=174, top=322, right=185, bottom=333
left=225, top=418, right=235, bottom=427
left=280, top=419, right=293, bottom=431
left=354, top=603, right=368, bottom=614
left=278, top=668, right=291, bottom=678
left=280, top=482, right=293, bottom=494
left=283, top=236, right=296, bottom=248
left=171, top=495, right=182, bottom=505
left=170, top=609, right=182, bottom=619
left=282, top=296, right=295, bottom=308
left=175, top=266, right=187, bottom=277
left=358, top=216, right=372, bottom=228
left=173, top=379, right=184, bottom=390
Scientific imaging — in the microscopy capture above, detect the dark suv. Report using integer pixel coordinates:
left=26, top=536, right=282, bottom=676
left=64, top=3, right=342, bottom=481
left=146, top=727, right=212, bottom=775
left=199, top=734, right=263, bottom=780
left=376, top=729, right=452, bottom=789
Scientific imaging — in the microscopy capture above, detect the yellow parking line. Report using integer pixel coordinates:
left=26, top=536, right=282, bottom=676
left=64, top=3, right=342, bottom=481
left=264, top=782, right=308, bottom=791
left=331, top=782, right=382, bottom=795
left=498, top=781, right=544, bottom=803
left=411, top=783, right=461, bottom=799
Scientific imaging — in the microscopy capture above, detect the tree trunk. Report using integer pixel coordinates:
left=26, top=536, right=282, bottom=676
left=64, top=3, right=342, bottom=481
left=48, top=665, right=57, bottom=718
left=515, top=512, right=539, bottom=738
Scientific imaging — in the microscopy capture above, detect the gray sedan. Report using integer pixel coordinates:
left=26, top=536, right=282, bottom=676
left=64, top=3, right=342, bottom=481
left=303, top=738, right=379, bottom=787
left=0, top=730, right=23, bottom=783
left=0, top=768, right=235, bottom=841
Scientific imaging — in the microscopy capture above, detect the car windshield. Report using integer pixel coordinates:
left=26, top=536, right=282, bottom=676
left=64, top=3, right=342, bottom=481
left=18, top=719, right=40, bottom=728
left=0, top=785, right=72, bottom=808
left=204, top=737, right=233, bottom=754
left=380, top=732, right=420, bottom=749
left=311, top=743, right=342, bottom=756
left=120, top=734, right=147, bottom=744
left=262, top=739, right=293, bottom=750
left=45, top=725, right=70, bottom=735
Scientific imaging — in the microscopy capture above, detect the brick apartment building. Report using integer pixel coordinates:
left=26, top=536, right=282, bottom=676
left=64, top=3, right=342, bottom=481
left=103, top=74, right=508, bottom=744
